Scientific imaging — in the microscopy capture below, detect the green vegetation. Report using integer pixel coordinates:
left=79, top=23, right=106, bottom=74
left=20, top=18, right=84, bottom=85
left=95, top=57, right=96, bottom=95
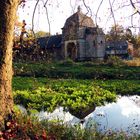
left=13, top=61, right=140, bottom=79
left=13, top=60, right=140, bottom=116
left=13, top=77, right=140, bottom=95
left=13, top=77, right=140, bottom=118
left=13, top=78, right=116, bottom=116
left=11, top=60, right=140, bottom=139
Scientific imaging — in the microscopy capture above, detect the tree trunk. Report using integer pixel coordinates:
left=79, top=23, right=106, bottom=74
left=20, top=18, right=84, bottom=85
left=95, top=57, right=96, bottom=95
left=0, top=0, right=19, bottom=122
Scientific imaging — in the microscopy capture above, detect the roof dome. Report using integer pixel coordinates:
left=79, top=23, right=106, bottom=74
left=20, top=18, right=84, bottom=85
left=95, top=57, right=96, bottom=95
left=64, top=6, right=95, bottom=28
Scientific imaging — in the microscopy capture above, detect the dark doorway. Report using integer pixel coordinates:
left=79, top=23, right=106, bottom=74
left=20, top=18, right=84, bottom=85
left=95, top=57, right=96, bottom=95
left=67, top=42, right=76, bottom=60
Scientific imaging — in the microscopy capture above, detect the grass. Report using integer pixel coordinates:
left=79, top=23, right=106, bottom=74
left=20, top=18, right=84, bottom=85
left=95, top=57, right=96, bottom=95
left=13, top=77, right=140, bottom=95
left=13, top=61, right=140, bottom=79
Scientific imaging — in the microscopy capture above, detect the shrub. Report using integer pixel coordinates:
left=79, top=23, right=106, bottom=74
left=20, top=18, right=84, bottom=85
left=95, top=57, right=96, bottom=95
left=106, top=56, right=125, bottom=66
left=124, top=58, right=140, bottom=66
left=13, top=84, right=116, bottom=116
left=59, top=58, right=75, bottom=67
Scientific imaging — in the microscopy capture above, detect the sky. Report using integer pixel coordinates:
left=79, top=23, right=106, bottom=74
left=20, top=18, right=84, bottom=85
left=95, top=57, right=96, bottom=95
left=17, top=0, right=140, bottom=35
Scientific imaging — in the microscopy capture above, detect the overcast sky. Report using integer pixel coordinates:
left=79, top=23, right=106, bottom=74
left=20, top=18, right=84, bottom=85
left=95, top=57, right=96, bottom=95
left=17, top=0, right=140, bottom=35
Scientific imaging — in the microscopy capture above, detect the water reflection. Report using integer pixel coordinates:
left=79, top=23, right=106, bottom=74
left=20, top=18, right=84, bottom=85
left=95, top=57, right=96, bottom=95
left=19, top=95, right=140, bottom=134
left=85, top=96, right=140, bottom=134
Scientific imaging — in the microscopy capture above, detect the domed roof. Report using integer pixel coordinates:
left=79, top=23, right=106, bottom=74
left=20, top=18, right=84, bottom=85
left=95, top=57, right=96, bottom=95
left=64, top=6, right=95, bottom=28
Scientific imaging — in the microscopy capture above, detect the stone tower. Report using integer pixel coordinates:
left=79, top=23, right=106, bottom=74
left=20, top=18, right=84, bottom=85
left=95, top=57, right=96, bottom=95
left=61, top=6, right=105, bottom=60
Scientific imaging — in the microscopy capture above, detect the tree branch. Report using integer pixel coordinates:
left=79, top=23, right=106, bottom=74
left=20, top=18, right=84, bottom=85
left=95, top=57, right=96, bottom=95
left=32, top=0, right=40, bottom=38
left=130, top=0, right=140, bottom=15
left=108, top=0, right=117, bottom=36
left=82, top=0, right=92, bottom=17
left=43, top=0, right=51, bottom=35
left=95, top=0, right=104, bottom=26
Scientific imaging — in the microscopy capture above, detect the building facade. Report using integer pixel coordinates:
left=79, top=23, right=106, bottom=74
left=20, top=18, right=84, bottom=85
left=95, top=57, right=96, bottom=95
left=37, top=6, right=105, bottom=61
left=105, top=41, right=134, bottom=59
left=61, top=6, right=105, bottom=61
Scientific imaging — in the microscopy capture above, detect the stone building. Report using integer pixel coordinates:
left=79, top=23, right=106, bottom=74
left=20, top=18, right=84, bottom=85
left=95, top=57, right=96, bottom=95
left=61, top=6, right=105, bottom=60
left=105, top=41, right=134, bottom=59
left=37, top=6, right=105, bottom=61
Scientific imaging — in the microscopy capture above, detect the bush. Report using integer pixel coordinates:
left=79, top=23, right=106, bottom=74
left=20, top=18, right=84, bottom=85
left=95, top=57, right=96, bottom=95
left=106, top=56, right=125, bottom=66
left=59, top=58, right=75, bottom=66
left=13, top=84, right=116, bottom=115
left=124, top=58, right=140, bottom=66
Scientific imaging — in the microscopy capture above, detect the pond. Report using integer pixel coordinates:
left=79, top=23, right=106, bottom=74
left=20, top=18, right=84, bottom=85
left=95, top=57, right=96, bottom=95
left=18, top=95, right=140, bottom=134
